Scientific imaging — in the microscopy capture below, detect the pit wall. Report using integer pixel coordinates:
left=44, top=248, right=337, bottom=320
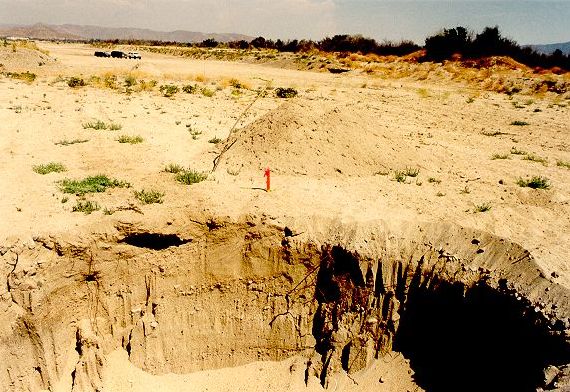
left=0, top=216, right=568, bottom=391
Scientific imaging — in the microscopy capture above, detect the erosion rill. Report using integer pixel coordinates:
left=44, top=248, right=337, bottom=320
left=0, top=216, right=568, bottom=391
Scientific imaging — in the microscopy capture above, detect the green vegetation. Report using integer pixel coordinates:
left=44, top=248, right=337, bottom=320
left=404, top=167, right=420, bottom=177
left=164, top=163, right=184, bottom=173
left=82, top=120, right=121, bottom=130
left=491, top=153, right=510, bottom=160
left=394, top=171, right=407, bottom=183
left=134, top=189, right=164, bottom=204
left=522, top=154, right=548, bottom=165
left=67, top=77, right=85, bottom=88
left=72, top=200, right=100, bottom=214
left=474, top=202, right=492, bottom=213
left=33, top=162, right=66, bottom=175
left=55, top=138, right=89, bottom=146
left=201, top=87, right=215, bottom=97
left=428, top=177, right=441, bottom=184
left=208, top=136, right=222, bottom=144
left=117, top=135, right=143, bottom=144
left=275, top=87, right=298, bottom=98
left=481, top=130, right=506, bottom=137
left=159, top=84, right=179, bottom=97
left=175, top=169, right=208, bottom=185
left=460, top=186, right=471, bottom=194
left=182, top=84, right=198, bottom=94
left=510, top=146, right=527, bottom=155
left=516, top=176, right=550, bottom=189
left=6, top=71, right=36, bottom=83
left=59, top=175, right=130, bottom=195
left=510, top=120, right=529, bottom=126
left=557, top=160, right=570, bottom=169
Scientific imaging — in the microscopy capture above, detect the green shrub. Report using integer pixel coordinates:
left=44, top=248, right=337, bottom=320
left=134, top=189, right=164, bottom=204
left=510, top=120, right=529, bottom=126
left=7, top=71, right=36, bottom=83
left=175, top=169, right=207, bottom=185
left=557, top=160, right=570, bottom=169
left=510, top=147, right=527, bottom=155
left=516, top=176, right=550, bottom=189
left=72, top=200, right=100, bottom=214
left=404, top=167, right=420, bottom=177
left=117, top=135, right=143, bottom=144
left=182, top=84, right=198, bottom=93
left=201, top=87, right=215, bottom=97
left=491, top=153, right=510, bottom=160
left=522, top=154, right=548, bottom=165
left=208, top=136, right=222, bottom=144
left=108, top=123, right=122, bottom=130
left=83, top=120, right=108, bottom=130
left=394, top=171, right=407, bottom=183
left=59, top=175, right=130, bottom=195
left=159, top=84, right=179, bottom=97
left=33, top=162, right=66, bottom=175
left=275, top=87, right=298, bottom=98
left=55, top=138, right=89, bottom=146
left=474, top=202, right=492, bottom=212
left=428, top=177, right=441, bottom=184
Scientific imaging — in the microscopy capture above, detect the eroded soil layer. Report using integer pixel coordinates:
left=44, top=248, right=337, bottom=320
left=0, top=216, right=568, bottom=391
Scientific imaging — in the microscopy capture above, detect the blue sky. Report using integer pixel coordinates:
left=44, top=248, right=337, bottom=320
left=1, top=0, right=569, bottom=44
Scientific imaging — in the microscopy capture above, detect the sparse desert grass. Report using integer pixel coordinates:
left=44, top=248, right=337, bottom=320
left=227, top=78, right=249, bottom=89
left=275, top=87, right=298, bottom=98
left=522, top=154, right=548, bottom=165
left=510, top=120, right=529, bottom=126
left=33, top=162, right=66, bottom=175
left=67, top=77, right=85, bottom=88
left=226, top=167, right=241, bottom=176
left=208, top=136, right=222, bottom=144
left=481, top=130, right=507, bottom=137
left=6, top=71, right=36, bottom=83
left=138, top=79, right=157, bottom=91
left=403, top=167, right=420, bottom=177
left=474, top=202, right=492, bottom=213
left=163, top=163, right=184, bottom=173
left=491, top=153, right=510, bottom=160
left=510, top=146, right=527, bottom=155
left=59, top=175, right=130, bottom=195
left=83, top=120, right=121, bottom=130
left=72, top=200, right=100, bottom=214
left=516, top=176, right=550, bottom=189
left=55, top=138, right=89, bottom=146
left=466, top=96, right=475, bottom=103
left=134, top=189, right=164, bottom=204
left=557, top=160, right=570, bottom=169
left=117, top=135, right=143, bottom=144
left=175, top=169, right=208, bottom=185
left=394, top=171, right=407, bottom=183
left=159, top=84, right=179, bottom=97
left=460, top=185, right=471, bottom=194
left=436, top=192, right=445, bottom=197
left=189, top=130, right=202, bottom=140
left=417, top=88, right=430, bottom=98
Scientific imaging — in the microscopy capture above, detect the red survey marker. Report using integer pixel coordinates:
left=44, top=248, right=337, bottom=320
left=264, top=167, right=271, bottom=192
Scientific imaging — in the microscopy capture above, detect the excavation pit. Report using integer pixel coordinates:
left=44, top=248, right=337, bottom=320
left=0, top=218, right=568, bottom=391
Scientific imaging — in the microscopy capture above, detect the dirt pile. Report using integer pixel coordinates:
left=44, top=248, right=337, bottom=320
left=220, top=100, right=394, bottom=177
left=0, top=216, right=568, bottom=391
left=0, top=45, right=57, bottom=73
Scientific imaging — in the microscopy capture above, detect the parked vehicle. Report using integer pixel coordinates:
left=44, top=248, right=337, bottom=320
left=111, top=51, right=126, bottom=58
left=127, top=52, right=141, bottom=59
left=94, top=51, right=110, bottom=57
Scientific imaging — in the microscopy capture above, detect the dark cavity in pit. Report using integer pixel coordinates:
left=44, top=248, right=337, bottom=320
left=120, top=233, right=191, bottom=250
left=395, top=280, right=569, bottom=392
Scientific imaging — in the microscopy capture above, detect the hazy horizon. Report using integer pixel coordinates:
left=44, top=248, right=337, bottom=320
left=1, top=1, right=569, bottom=45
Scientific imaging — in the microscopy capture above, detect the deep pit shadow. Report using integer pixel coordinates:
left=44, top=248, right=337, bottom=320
left=395, top=281, right=569, bottom=392
left=119, top=233, right=191, bottom=250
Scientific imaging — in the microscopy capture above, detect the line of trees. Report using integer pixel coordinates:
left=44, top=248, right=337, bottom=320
left=90, top=26, right=569, bottom=71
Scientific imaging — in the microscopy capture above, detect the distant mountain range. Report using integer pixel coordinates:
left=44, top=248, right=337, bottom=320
left=0, top=23, right=252, bottom=43
left=530, top=41, right=570, bottom=55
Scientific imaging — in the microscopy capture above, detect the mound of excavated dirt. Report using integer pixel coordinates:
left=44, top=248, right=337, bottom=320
left=0, top=46, right=57, bottom=73
left=220, top=100, right=395, bottom=177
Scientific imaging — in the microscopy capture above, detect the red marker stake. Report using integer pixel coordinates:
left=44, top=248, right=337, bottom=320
left=264, top=167, right=271, bottom=192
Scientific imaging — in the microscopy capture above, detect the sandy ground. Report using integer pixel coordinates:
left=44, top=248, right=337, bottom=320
left=1, top=41, right=569, bottom=390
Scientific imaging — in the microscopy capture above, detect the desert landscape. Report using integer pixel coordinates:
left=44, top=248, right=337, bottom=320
left=0, top=37, right=569, bottom=392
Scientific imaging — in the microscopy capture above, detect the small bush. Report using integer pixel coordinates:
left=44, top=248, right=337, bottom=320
left=510, top=121, right=529, bottom=126
left=59, top=175, right=130, bottom=195
left=72, top=200, right=100, bottom=214
left=33, top=162, right=66, bottom=175
left=134, top=189, right=164, bottom=204
left=491, top=153, right=510, bottom=160
left=7, top=71, right=36, bottom=83
left=175, top=169, right=207, bottom=185
left=557, top=160, right=570, bottom=169
left=482, top=130, right=506, bottom=137
left=394, top=171, right=407, bottom=183
left=108, top=123, right=122, bottom=130
left=474, top=202, right=492, bottom=213
left=428, top=177, right=441, bottom=184
left=516, top=176, right=550, bottom=189
left=229, top=78, right=246, bottom=89
left=182, top=84, right=198, bottom=94
left=117, top=135, right=143, bottom=144
left=164, top=163, right=184, bottom=173
left=159, top=84, right=179, bottom=97
left=275, top=87, right=298, bottom=98
left=68, top=77, right=85, bottom=88
left=83, top=120, right=108, bottom=130
left=55, top=138, right=89, bottom=146
left=201, top=87, right=215, bottom=97
left=208, top=136, right=222, bottom=144
left=460, top=186, right=471, bottom=194
left=124, top=75, right=137, bottom=88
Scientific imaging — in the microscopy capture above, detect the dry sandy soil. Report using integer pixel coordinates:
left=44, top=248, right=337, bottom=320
left=0, top=41, right=569, bottom=391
